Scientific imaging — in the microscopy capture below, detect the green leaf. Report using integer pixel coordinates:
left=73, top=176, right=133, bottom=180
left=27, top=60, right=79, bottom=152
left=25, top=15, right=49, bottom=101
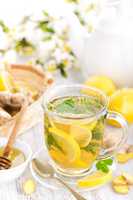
left=57, top=63, right=67, bottom=78
left=42, top=35, right=52, bottom=41
left=96, top=161, right=109, bottom=173
left=100, top=164, right=109, bottom=173
left=83, top=143, right=100, bottom=154
left=74, top=11, right=85, bottom=25
left=38, top=20, right=55, bottom=33
left=92, top=130, right=103, bottom=140
left=42, top=11, right=49, bottom=17
left=46, top=133, right=64, bottom=153
left=96, top=158, right=113, bottom=173
left=64, top=99, right=75, bottom=107
left=15, top=37, right=35, bottom=54
left=103, top=158, right=113, bottom=166
left=0, top=20, right=9, bottom=33
left=55, top=99, right=75, bottom=113
left=96, top=161, right=104, bottom=170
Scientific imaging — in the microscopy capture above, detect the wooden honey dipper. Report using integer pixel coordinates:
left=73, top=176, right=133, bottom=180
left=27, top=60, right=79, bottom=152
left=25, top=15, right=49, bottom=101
left=0, top=102, right=27, bottom=170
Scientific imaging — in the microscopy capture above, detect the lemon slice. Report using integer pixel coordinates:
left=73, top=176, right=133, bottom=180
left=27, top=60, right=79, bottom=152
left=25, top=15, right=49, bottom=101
left=0, top=70, right=14, bottom=92
left=87, top=120, right=97, bottom=131
left=50, top=147, right=88, bottom=169
left=70, top=125, right=92, bottom=147
left=84, top=75, right=116, bottom=96
left=109, top=88, right=133, bottom=124
left=78, top=170, right=112, bottom=188
left=53, top=121, right=70, bottom=133
left=49, top=127, right=81, bottom=162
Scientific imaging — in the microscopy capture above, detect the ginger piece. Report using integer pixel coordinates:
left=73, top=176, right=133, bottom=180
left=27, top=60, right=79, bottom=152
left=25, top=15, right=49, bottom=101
left=116, top=153, right=130, bottom=163
left=0, top=92, right=28, bottom=109
left=112, top=176, right=127, bottom=186
left=112, top=175, right=129, bottom=194
left=0, top=107, right=11, bottom=126
left=113, top=184, right=129, bottom=194
left=119, top=144, right=130, bottom=154
left=102, top=134, right=120, bottom=150
left=23, top=179, right=36, bottom=195
left=127, top=145, right=133, bottom=153
left=122, top=172, right=133, bottom=185
left=0, top=92, right=27, bottom=108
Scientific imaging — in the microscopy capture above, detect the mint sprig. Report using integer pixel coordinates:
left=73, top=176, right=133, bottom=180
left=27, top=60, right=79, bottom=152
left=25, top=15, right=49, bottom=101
left=96, top=158, right=113, bottom=173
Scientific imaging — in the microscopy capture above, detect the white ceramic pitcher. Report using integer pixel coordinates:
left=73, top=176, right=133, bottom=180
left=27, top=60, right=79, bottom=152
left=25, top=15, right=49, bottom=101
left=69, top=0, right=133, bottom=87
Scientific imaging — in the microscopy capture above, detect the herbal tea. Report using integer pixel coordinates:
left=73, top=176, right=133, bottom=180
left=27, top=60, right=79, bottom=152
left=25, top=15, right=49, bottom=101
left=44, top=95, right=105, bottom=174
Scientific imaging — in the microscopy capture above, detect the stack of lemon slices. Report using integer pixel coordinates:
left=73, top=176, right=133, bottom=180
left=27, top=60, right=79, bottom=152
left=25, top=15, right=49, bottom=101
left=84, top=75, right=133, bottom=124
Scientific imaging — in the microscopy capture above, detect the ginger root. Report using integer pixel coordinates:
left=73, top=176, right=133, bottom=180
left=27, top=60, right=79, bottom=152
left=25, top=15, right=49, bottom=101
left=122, top=172, right=133, bottom=185
left=23, top=179, right=36, bottom=195
left=0, top=107, right=11, bottom=126
left=116, top=144, right=133, bottom=163
left=112, top=172, right=133, bottom=194
left=0, top=92, right=28, bottom=109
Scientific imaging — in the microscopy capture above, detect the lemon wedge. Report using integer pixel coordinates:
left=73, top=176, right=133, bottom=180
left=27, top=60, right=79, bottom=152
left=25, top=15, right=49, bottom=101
left=109, top=88, right=133, bottom=124
left=84, top=75, right=116, bottom=96
left=49, top=127, right=81, bottom=162
left=78, top=170, right=112, bottom=188
left=70, top=124, right=92, bottom=147
left=0, top=70, right=14, bottom=92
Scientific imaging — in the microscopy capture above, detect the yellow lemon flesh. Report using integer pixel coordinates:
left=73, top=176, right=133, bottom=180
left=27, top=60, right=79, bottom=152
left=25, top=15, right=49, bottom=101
left=78, top=170, right=112, bottom=188
left=70, top=125, right=92, bottom=147
left=49, top=127, right=81, bottom=163
left=0, top=70, right=15, bottom=92
left=84, top=75, right=116, bottom=96
left=109, top=88, right=133, bottom=124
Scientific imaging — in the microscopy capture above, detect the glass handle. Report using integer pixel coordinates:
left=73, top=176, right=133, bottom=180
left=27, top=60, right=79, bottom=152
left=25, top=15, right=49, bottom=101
left=99, top=111, right=128, bottom=159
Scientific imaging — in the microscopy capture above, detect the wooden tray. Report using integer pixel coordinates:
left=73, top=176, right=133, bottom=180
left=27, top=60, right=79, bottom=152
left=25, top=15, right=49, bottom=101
left=0, top=64, right=53, bottom=137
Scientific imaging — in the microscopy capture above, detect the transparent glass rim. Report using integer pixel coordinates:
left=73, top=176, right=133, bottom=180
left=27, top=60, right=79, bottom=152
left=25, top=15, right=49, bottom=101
left=43, top=84, right=108, bottom=121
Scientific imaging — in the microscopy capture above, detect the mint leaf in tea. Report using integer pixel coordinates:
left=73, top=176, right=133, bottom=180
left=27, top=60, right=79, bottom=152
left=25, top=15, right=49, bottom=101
left=48, top=96, right=103, bottom=116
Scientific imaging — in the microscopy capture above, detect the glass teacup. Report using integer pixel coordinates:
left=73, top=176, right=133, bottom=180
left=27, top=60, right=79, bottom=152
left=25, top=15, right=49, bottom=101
left=43, top=84, right=128, bottom=178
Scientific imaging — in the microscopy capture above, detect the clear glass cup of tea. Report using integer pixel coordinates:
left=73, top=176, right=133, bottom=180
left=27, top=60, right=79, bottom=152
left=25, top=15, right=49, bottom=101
left=43, top=84, right=128, bottom=178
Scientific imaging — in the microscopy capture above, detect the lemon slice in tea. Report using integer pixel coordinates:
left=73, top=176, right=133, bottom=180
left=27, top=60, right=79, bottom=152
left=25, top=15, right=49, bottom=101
left=50, top=147, right=88, bottom=169
left=49, top=126, right=81, bottom=162
left=70, top=125, right=92, bottom=148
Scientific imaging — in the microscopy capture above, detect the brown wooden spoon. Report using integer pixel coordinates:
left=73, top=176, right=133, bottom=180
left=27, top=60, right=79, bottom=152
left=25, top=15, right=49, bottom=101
left=0, top=103, right=27, bottom=170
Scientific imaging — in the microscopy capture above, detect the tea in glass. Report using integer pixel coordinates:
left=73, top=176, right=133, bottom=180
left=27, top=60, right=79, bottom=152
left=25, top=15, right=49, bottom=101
left=44, top=85, right=128, bottom=178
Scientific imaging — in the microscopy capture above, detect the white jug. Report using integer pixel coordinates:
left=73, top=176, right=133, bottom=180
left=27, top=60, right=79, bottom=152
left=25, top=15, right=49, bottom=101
left=69, top=0, right=133, bottom=87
